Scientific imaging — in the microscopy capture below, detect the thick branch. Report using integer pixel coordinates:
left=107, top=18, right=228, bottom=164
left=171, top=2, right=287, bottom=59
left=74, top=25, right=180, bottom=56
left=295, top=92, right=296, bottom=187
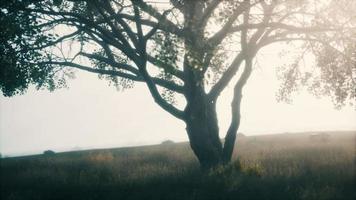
left=137, top=62, right=185, bottom=119
left=208, top=52, right=245, bottom=101
left=131, top=0, right=184, bottom=37
left=223, top=11, right=253, bottom=163
left=102, top=0, right=139, bottom=45
left=91, top=1, right=137, bottom=51
left=123, top=4, right=185, bottom=120
left=222, top=58, right=253, bottom=163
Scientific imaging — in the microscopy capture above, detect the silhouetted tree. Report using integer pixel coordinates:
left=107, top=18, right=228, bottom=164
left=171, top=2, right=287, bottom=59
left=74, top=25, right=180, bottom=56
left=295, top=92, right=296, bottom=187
left=1, top=0, right=355, bottom=169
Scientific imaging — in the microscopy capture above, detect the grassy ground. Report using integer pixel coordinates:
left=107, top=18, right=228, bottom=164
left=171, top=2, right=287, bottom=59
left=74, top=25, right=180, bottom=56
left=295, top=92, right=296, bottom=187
left=1, top=131, right=355, bottom=200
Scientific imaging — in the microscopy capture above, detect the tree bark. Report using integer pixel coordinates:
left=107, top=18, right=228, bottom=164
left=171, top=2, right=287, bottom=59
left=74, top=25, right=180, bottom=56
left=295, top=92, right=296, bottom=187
left=184, top=96, right=223, bottom=169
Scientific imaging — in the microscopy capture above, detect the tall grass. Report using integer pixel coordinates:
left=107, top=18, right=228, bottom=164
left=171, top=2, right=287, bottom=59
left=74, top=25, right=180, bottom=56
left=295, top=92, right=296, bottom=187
left=1, top=131, right=355, bottom=200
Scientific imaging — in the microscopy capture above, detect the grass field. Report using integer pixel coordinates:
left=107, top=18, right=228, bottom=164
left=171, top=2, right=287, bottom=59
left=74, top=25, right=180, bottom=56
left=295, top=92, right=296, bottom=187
left=1, top=131, right=355, bottom=200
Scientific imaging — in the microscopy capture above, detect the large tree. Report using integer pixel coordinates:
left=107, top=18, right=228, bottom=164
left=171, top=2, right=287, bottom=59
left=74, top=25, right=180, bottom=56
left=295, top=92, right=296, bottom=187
left=1, top=0, right=355, bottom=169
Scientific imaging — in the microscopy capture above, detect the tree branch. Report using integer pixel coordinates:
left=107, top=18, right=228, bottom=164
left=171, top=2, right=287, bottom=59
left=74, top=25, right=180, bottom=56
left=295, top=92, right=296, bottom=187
left=137, top=61, right=185, bottom=119
left=25, top=7, right=140, bottom=63
left=222, top=57, right=253, bottom=163
left=24, top=30, right=81, bottom=51
left=37, top=60, right=184, bottom=94
left=91, top=1, right=138, bottom=51
left=198, top=0, right=222, bottom=29
left=208, top=53, right=245, bottom=101
left=131, top=0, right=184, bottom=37
left=79, top=52, right=139, bottom=75
left=146, top=54, right=184, bottom=80
left=207, top=1, right=248, bottom=48
left=208, top=1, right=251, bottom=101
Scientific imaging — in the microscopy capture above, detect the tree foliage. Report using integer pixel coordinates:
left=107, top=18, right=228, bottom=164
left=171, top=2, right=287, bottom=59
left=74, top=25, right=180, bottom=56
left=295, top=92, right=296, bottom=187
left=276, top=0, right=356, bottom=108
left=0, top=0, right=65, bottom=96
left=1, top=0, right=354, bottom=103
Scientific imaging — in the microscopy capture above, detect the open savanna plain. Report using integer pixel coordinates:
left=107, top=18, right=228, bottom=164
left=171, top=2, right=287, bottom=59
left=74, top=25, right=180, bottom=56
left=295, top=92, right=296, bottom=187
left=1, top=131, right=355, bottom=200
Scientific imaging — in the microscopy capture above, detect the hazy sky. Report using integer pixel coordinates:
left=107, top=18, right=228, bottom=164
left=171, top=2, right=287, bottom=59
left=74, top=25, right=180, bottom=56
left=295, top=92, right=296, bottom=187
left=1, top=44, right=355, bottom=157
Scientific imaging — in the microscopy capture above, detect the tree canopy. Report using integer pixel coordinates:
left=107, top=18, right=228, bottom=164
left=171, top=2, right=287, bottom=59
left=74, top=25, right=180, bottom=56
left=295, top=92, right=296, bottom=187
left=1, top=0, right=355, bottom=168
left=1, top=0, right=354, bottom=105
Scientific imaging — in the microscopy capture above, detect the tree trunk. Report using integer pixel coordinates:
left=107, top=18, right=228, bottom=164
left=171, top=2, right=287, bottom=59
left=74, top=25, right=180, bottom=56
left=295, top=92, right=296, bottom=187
left=180, top=0, right=241, bottom=169
left=222, top=93, right=242, bottom=164
left=185, top=96, right=223, bottom=169
left=184, top=94, right=242, bottom=169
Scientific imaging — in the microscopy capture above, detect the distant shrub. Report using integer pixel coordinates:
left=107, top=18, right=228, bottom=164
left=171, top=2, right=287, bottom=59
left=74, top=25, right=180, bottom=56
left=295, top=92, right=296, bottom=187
left=43, top=150, right=55, bottom=156
left=161, top=140, right=175, bottom=145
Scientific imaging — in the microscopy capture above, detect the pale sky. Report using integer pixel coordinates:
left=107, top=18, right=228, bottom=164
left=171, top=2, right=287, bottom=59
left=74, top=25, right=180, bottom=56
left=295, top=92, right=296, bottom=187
left=1, top=44, right=355, bottom=157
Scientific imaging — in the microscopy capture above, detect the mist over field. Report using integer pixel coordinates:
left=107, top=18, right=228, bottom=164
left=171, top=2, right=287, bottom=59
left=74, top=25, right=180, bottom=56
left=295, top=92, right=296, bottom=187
left=1, top=131, right=355, bottom=200
left=1, top=69, right=355, bottom=157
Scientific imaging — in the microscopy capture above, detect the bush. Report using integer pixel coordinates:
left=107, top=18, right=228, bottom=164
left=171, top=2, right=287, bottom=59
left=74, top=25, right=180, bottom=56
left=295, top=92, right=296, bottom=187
left=43, top=150, right=55, bottom=156
left=161, top=140, right=175, bottom=145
